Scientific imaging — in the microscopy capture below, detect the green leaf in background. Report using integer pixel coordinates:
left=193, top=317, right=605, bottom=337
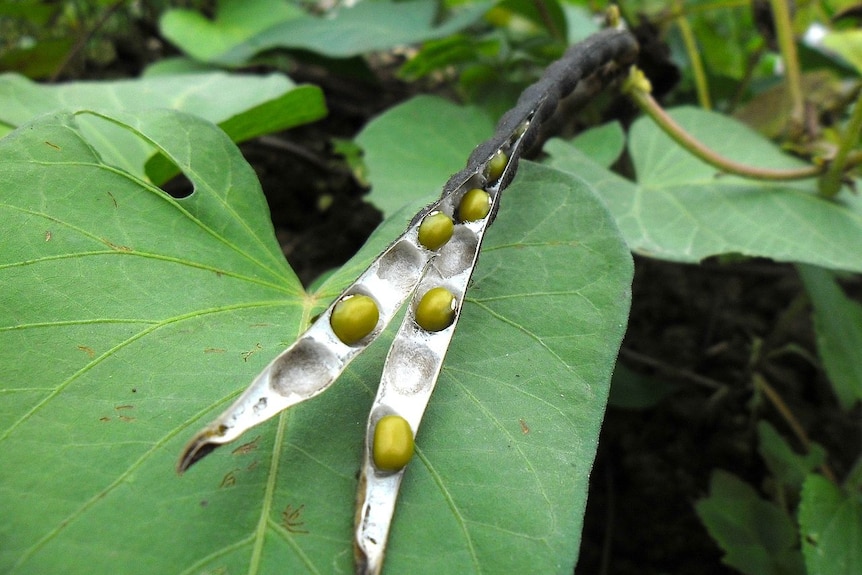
left=544, top=107, right=862, bottom=272
left=733, top=71, right=847, bottom=140
left=797, top=264, right=862, bottom=409
left=0, top=71, right=326, bottom=182
left=159, top=0, right=305, bottom=63
left=798, top=474, right=862, bottom=575
left=0, top=38, right=75, bottom=80
left=163, top=0, right=493, bottom=66
left=356, top=95, right=494, bottom=218
left=757, top=421, right=827, bottom=490
left=690, top=7, right=752, bottom=81
left=568, top=121, right=625, bottom=168
left=822, top=29, right=862, bottom=74
left=607, top=363, right=677, bottom=410
left=1, top=109, right=631, bottom=573
left=494, top=0, right=568, bottom=40
left=695, top=470, right=806, bottom=575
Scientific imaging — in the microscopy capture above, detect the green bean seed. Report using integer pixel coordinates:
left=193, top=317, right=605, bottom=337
left=330, top=294, right=379, bottom=345
left=458, top=188, right=491, bottom=222
left=417, top=211, right=454, bottom=251
left=487, top=150, right=508, bottom=181
left=373, top=415, right=414, bottom=472
left=415, top=287, right=456, bottom=332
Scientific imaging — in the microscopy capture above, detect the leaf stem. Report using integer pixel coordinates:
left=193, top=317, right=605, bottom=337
left=674, top=1, right=712, bottom=110
left=50, top=1, right=124, bottom=82
left=819, top=90, right=862, bottom=197
left=622, top=67, right=822, bottom=181
left=768, top=0, right=804, bottom=136
left=754, top=373, right=837, bottom=483
left=531, top=0, right=563, bottom=43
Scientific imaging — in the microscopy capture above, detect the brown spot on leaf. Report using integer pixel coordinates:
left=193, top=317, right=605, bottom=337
left=281, top=504, right=309, bottom=534
left=77, top=345, right=95, bottom=358
left=219, top=470, right=238, bottom=488
left=231, top=436, right=261, bottom=456
left=241, top=343, right=262, bottom=362
left=102, top=239, right=132, bottom=252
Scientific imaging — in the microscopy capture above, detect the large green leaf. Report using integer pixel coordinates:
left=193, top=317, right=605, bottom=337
left=1, top=109, right=631, bottom=573
left=162, top=0, right=493, bottom=66
left=0, top=71, right=326, bottom=181
left=545, top=107, right=862, bottom=272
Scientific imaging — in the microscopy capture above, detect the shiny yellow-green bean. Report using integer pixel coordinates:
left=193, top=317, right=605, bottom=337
left=457, top=188, right=491, bottom=222
left=372, top=415, right=414, bottom=472
left=414, top=287, right=456, bottom=332
left=417, top=211, right=454, bottom=251
left=487, top=150, right=508, bottom=181
left=330, top=294, right=379, bottom=345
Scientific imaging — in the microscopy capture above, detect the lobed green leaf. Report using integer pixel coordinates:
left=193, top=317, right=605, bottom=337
left=545, top=107, right=862, bottom=272
left=0, top=71, right=326, bottom=182
left=162, top=0, right=493, bottom=66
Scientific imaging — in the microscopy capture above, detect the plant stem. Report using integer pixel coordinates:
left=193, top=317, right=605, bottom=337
left=50, top=1, right=124, bottom=82
left=768, top=0, right=804, bottom=137
left=754, top=373, right=837, bottom=483
left=674, top=1, right=712, bottom=110
left=819, top=91, right=862, bottom=197
left=532, top=0, right=563, bottom=43
left=622, top=68, right=823, bottom=181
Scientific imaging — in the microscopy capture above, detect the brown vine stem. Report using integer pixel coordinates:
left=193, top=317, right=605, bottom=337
left=754, top=373, right=838, bottom=484
left=622, top=67, right=824, bottom=182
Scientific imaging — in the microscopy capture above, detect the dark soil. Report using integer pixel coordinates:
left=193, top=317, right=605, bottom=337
left=578, top=259, right=861, bottom=575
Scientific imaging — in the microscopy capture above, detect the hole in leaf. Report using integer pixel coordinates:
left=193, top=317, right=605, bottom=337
left=157, top=166, right=194, bottom=199
left=145, top=150, right=196, bottom=199
left=73, top=111, right=198, bottom=199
